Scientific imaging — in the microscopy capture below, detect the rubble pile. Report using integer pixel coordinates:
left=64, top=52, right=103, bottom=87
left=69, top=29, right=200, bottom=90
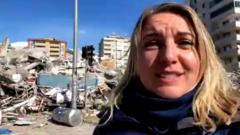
left=0, top=48, right=116, bottom=126
left=0, top=48, right=50, bottom=125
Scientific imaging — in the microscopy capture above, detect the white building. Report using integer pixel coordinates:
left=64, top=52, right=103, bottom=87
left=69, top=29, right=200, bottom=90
left=189, top=0, right=240, bottom=71
left=99, top=35, right=130, bottom=69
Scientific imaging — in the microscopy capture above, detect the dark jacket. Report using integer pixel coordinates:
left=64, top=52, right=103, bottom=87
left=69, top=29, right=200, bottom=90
left=93, top=80, right=240, bottom=135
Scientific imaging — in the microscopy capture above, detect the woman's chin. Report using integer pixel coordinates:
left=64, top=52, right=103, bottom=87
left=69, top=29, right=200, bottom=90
left=151, top=86, right=192, bottom=99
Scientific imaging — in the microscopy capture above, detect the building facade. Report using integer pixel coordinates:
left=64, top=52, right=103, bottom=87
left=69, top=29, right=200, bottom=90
left=189, top=0, right=240, bottom=71
left=28, top=38, right=67, bottom=61
left=99, top=35, right=130, bottom=69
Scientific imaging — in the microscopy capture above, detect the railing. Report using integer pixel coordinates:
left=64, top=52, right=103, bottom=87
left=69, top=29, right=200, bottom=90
left=215, top=34, right=236, bottom=47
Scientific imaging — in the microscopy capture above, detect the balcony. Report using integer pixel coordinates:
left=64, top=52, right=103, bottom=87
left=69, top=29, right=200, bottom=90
left=50, top=51, right=60, bottom=54
left=212, top=21, right=237, bottom=34
left=235, top=7, right=240, bottom=13
left=103, top=49, right=112, bottom=53
left=210, top=0, right=224, bottom=8
left=237, top=34, right=240, bottom=40
left=219, top=48, right=238, bottom=58
left=211, top=8, right=234, bottom=22
left=215, top=34, right=236, bottom=47
left=50, top=48, right=59, bottom=51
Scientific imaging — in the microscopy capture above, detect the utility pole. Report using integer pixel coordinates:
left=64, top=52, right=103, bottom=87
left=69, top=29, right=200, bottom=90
left=71, top=0, right=78, bottom=109
left=115, top=40, right=117, bottom=70
left=84, top=58, right=88, bottom=110
left=51, top=0, right=82, bottom=126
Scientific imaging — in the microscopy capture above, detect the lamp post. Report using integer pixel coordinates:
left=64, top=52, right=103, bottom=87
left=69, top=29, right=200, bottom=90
left=52, top=0, right=82, bottom=126
left=115, top=40, right=117, bottom=70
left=71, top=0, right=78, bottom=109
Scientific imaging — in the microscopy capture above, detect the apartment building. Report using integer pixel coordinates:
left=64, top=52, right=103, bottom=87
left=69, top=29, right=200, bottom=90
left=189, top=0, right=240, bottom=71
left=28, top=38, right=67, bottom=61
left=99, top=35, right=130, bottom=69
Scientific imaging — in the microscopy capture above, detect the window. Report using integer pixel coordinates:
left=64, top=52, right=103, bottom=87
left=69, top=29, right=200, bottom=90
left=235, top=1, right=240, bottom=7
left=104, top=49, right=111, bottom=51
left=225, top=57, right=232, bottom=63
left=50, top=54, right=59, bottom=57
left=104, top=44, right=111, bottom=47
left=235, top=30, right=240, bottom=34
left=104, top=53, right=111, bottom=56
left=222, top=32, right=231, bottom=38
left=213, top=34, right=219, bottom=41
left=203, top=13, right=206, bottom=18
left=35, top=45, right=45, bottom=48
left=202, top=3, right=205, bottom=8
left=222, top=20, right=229, bottom=25
left=210, top=2, right=234, bottom=19
left=49, top=41, right=60, bottom=44
left=50, top=50, right=59, bottom=53
left=223, top=46, right=227, bottom=51
left=210, top=0, right=224, bottom=8
left=223, top=44, right=232, bottom=52
left=50, top=46, right=59, bottom=48
left=35, top=40, right=45, bottom=43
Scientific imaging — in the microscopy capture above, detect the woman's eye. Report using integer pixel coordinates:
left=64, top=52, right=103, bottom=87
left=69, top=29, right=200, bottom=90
left=178, top=39, right=194, bottom=48
left=143, top=41, right=160, bottom=50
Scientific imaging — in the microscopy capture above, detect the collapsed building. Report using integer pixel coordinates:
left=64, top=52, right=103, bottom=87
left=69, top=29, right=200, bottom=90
left=0, top=45, right=118, bottom=126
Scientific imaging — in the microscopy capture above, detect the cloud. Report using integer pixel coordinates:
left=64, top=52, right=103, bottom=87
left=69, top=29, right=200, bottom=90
left=11, top=41, right=28, bottom=49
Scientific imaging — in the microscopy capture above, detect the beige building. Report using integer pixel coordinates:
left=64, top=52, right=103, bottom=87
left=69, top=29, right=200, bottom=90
left=189, top=0, right=240, bottom=71
left=28, top=38, right=67, bottom=61
left=99, top=35, right=130, bottom=69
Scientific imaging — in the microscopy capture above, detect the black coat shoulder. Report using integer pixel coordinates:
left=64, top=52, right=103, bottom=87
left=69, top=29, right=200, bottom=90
left=93, top=108, right=152, bottom=135
left=176, top=120, right=240, bottom=135
left=221, top=121, right=240, bottom=135
left=93, top=108, right=240, bottom=135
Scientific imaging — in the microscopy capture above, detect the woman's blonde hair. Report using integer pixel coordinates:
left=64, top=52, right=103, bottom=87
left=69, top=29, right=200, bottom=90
left=108, top=3, right=240, bottom=132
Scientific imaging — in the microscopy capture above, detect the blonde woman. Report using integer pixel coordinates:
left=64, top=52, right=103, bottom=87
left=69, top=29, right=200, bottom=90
left=94, top=3, right=240, bottom=135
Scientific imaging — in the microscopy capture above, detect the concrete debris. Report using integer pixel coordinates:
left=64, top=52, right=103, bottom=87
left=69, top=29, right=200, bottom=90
left=14, top=117, right=35, bottom=126
left=2, top=96, right=36, bottom=113
left=104, top=70, right=117, bottom=79
left=0, top=47, right=116, bottom=127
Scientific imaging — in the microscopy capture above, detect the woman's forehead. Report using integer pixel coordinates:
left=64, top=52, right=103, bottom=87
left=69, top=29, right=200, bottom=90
left=141, top=13, right=195, bottom=38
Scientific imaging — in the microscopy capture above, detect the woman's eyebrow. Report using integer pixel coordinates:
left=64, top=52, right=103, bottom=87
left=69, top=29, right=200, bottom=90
left=142, top=32, right=163, bottom=40
left=176, top=32, right=195, bottom=38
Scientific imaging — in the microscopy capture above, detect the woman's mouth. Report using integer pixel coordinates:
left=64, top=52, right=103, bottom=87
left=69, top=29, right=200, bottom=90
left=155, top=72, right=184, bottom=83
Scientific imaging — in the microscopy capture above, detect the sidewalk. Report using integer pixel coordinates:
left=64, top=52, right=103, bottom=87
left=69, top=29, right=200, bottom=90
left=3, top=122, right=96, bottom=135
left=1, top=113, right=97, bottom=135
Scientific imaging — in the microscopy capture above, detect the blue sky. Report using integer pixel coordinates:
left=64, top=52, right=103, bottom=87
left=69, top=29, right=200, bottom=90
left=0, top=0, right=186, bottom=49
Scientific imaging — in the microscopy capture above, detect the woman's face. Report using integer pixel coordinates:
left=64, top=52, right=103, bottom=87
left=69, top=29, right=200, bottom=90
left=137, top=12, right=200, bottom=99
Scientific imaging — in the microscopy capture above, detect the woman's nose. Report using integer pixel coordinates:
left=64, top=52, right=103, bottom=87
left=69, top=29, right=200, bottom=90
left=158, top=39, right=177, bottom=65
